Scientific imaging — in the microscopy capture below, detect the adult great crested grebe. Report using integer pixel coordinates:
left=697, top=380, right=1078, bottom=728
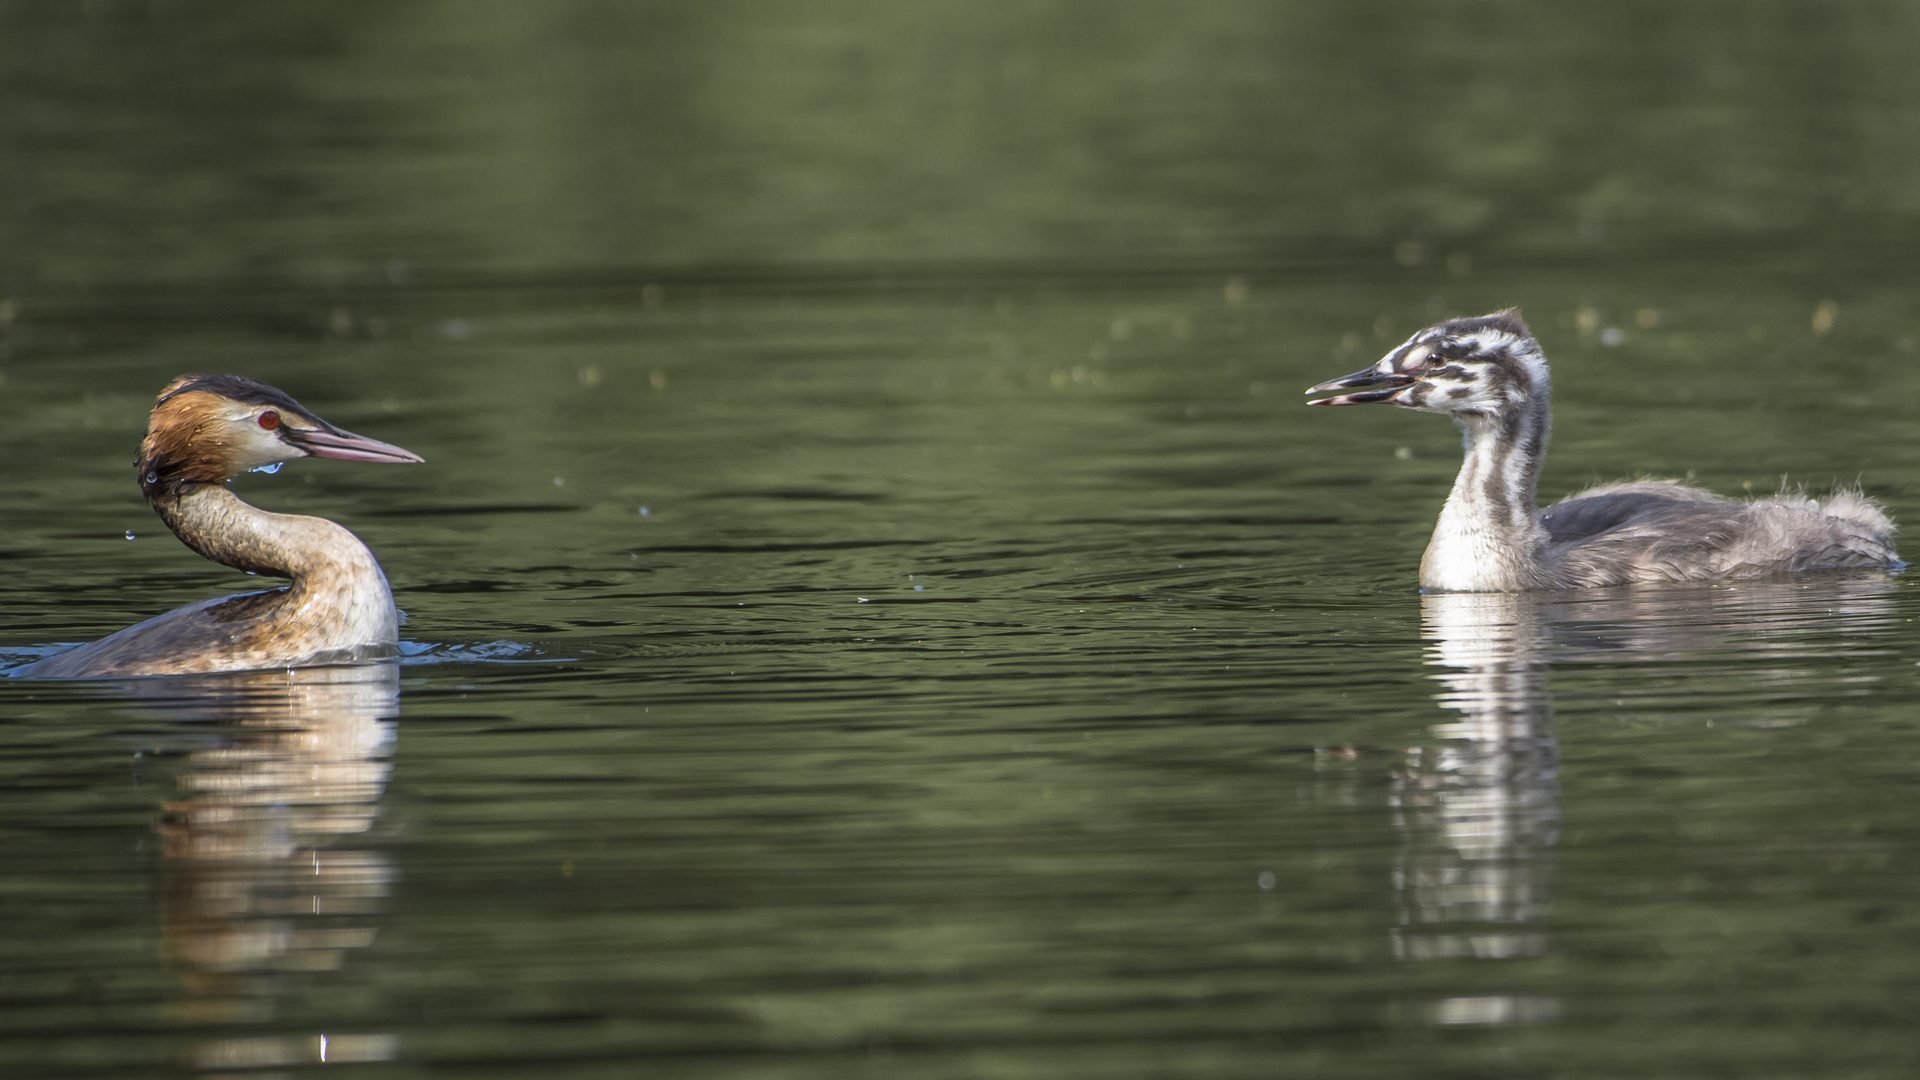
left=14, top=375, right=423, bottom=678
left=1307, top=309, right=1899, bottom=591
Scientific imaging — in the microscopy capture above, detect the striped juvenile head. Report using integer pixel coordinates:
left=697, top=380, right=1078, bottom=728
left=1307, top=309, right=1548, bottom=418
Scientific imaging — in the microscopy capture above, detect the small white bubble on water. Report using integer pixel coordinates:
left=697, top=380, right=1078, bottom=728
left=553, top=476, right=565, bottom=487
left=638, top=506, right=650, bottom=516
left=1258, top=871, right=1277, bottom=891
left=914, top=585, right=925, bottom=591
left=124, top=531, right=135, bottom=540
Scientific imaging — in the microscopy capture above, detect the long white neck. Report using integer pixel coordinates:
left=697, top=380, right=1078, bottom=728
left=154, top=484, right=399, bottom=646
left=1420, top=402, right=1550, bottom=592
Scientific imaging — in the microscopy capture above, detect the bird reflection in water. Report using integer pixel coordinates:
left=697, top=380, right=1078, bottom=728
left=1391, top=575, right=1899, bottom=1028
left=126, top=663, right=400, bottom=1071
left=1393, top=591, right=1557, bottom=969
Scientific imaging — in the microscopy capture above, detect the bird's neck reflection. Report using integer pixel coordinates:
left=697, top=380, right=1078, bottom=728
left=1384, top=576, right=1900, bottom=1028
left=136, top=664, right=399, bottom=1067
left=1392, top=592, right=1558, bottom=963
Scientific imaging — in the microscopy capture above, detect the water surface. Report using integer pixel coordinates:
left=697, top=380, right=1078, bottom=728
left=7, top=4, right=1920, bottom=1078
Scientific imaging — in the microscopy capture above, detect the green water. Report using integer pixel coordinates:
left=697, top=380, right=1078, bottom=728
left=7, top=3, right=1920, bottom=1078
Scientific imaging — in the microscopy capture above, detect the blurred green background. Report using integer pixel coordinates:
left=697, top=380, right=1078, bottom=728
left=7, top=0, right=1919, bottom=289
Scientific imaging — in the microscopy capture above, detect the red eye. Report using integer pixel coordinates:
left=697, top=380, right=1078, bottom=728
left=258, top=410, right=280, bottom=430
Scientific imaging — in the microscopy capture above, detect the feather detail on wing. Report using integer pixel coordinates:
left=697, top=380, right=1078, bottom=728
left=1539, top=480, right=1899, bottom=588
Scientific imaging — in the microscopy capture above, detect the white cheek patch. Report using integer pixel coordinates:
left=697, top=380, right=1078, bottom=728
left=219, top=411, right=298, bottom=471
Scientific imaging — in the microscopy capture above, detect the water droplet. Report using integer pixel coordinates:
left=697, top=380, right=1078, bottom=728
left=124, top=530, right=135, bottom=541
left=553, top=476, right=565, bottom=487
left=145, top=471, right=158, bottom=484
left=638, top=506, right=650, bottom=516
left=1257, top=871, right=1277, bottom=891
left=913, top=585, right=925, bottom=591
left=250, top=462, right=283, bottom=475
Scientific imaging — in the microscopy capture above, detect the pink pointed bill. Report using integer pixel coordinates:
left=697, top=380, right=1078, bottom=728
left=292, top=428, right=425, bottom=464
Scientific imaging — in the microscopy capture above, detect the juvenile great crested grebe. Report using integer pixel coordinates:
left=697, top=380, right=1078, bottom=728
left=15, top=375, right=423, bottom=678
left=1308, top=309, right=1899, bottom=591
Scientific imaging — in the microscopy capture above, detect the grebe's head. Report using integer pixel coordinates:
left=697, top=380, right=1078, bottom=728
left=1306, top=309, right=1547, bottom=419
left=138, top=374, right=423, bottom=496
